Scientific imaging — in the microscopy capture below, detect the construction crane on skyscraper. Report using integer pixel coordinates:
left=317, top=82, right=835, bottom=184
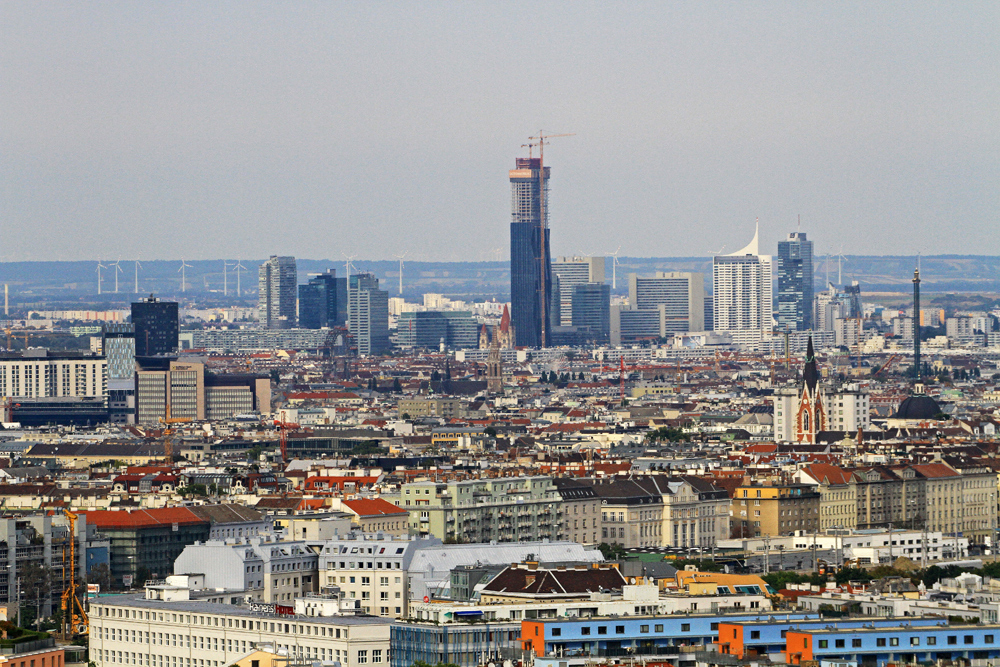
left=523, top=131, right=575, bottom=347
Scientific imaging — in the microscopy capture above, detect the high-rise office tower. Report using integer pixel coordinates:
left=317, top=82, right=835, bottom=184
left=628, top=272, right=706, bottom=333
left=349, top=273, right=390, bottom=356
left=713, top=223, right=774, bottom=347
left=570, top=283, right=611, bottom=342
left=258, top=256, right=298, bottom=329
left=777, top=232, right=814, bottom=332
left=298, top=269, right=347, bottom=329
left=131, top=296, right=179, bottom=357
left=509, top=157, right=552, bottom=347
left=552, top=256, right=605, bottom=326
left=102, top=322, right=137, bottom=424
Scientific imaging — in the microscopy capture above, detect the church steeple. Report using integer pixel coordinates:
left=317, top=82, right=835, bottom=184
left=803, top=335, right=818, bottom=392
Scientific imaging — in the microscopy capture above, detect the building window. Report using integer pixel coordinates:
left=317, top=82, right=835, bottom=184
left=911, top=638, right=920, bottom=646
left=616, top=626, right=625, bottom=634
left=819, top=640, right=828, bottom=649
left=655, top=625, right=664, bottom=632
left=372, top=651, right=382, bottom=663
left=357, top=652, right=367, bottom=664
left=581, top=627, right=591, bottom=636
left=836, top=639, right=845, bottom=648
left=681, top=624, right=690, bottom=632
left=948, top=636, right=957, bottom=645
left=640, top=626, right=649, bottom=633
left=927, top=637, right=937, bottom=646
left=964, top=636, right=974, bottom=645
left=751, top=631, right=761, bottom=640
left=598, top=627, right=607, bottom=635
left=890, top=638, right=899, bottom=647
left=552, top=629, right=561, bottom=637
left=853, top=639, right=862, bottom=648
left=986, top=635, right=994, bottom=644
left=877, top=639, right=886, bottom=647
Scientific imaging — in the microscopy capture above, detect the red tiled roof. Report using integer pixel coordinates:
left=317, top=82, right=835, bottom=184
left=911, top=463, right=960, bottom=478
left=800, top=463, right=853, bottom=485
left=340, top=498, right=407, bottom=517
left=82, top=507, right=207, bottom=529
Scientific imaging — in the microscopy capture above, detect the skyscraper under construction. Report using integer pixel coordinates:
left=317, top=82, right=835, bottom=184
left=509, top=157, right=552, bottom=347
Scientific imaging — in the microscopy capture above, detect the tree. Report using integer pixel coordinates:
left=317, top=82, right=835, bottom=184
left=247, top=445, right=263, bottom=462
left=484, top=426, right=498, bottom=438
left=598, top=542, right=627, bottom=560
left=176, top=484, right=208, bottom=497
left=87, top=563, right=112, bottom=592
left=431, top=370, right=441, bottom=383
left=392, top=378, right=402, bottom=393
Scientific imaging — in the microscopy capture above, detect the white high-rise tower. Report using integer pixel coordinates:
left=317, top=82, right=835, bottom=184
left=712, top=221, right=774, bottom=348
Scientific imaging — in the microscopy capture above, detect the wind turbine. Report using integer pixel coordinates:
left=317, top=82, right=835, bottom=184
left=343, top=253, right=356, bottom=279
left=394, top=252, right=407, bottom=296
left=223, top=260, right=231, bottom=297
left=837, top=247, right=848, bottom=285
left=178, top=259, right=192, bottom=293
left=112, top=257, right=124, bottom=293
left=133, top=258, right=142, bottom=293
left=234, top=260, right=246, bottom=295
left=96, top=260, right=106, bottom=295
left=609, top=246, right=621, bottom=290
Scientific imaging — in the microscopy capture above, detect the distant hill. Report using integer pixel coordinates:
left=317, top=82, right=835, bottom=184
left=0, top=255, right=996, bottom=308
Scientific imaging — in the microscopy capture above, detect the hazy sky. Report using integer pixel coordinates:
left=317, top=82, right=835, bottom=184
left=2, top=2, right=998, bottom=262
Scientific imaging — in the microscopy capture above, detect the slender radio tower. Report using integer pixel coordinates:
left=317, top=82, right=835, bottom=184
left=913, top=266, right=921, bottom=379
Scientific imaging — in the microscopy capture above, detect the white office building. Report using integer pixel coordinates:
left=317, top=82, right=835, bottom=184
left=713, top=224, right=774, bottom=348
left=552, top=256, right=605, bottom=326
left=90, top=593, right=391, bottom=667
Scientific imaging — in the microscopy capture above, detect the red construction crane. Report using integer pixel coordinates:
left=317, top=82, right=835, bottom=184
left=274, top=419, right=300, bottom=462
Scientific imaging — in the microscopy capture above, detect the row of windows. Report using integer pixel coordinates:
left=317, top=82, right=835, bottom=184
left=549, top=622, right=717, bottom=637
left=815, top=635, right=995, bottom=649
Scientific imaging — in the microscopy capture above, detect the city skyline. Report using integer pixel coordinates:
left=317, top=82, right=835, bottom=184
left=2, top=3, right=998, bottom=262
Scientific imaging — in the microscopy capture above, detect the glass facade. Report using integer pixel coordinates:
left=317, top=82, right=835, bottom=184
left=571, top=283, right=610, bottom=342
left=102, top=322, right=136, bottom=380
left=299, top=269, right=347, bottom=329
left=509, top=158, right=552, bottom=348
left=349, top=274, right=390, bottom=356
left=131, top=298, right=179, bottom=356
left=777, top=232, right=814, bottom=331
left=396, top=311, right=478, bottom=350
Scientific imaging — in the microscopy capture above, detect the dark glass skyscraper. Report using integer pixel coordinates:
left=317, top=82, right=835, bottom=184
left=777, top=232, right=814, bottom=331
left=298, top=269, right=347, bottom=329
left=131, top=296, right=179, bottom=356
left=509, top=157, right=552, bottom=347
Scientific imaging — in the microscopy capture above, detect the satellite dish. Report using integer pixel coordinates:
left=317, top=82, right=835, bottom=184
left=631, top=577, right=637, bottom=584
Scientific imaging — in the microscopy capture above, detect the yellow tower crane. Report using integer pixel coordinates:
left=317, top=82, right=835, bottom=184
left=61, top=509, right=89, bottom=637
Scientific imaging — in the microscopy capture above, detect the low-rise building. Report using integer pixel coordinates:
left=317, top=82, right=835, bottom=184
left=89, top=593, right=391, bottom=667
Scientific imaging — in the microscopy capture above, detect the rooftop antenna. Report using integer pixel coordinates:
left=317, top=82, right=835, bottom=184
left=394, top=252, right=407, bottom=296
left=112, top=257, right=124, bottom=293
left=133, top=257, right=142, bottom=294
left=234, top=260, right=246, bottom=296
left=96, top=260, right=106, bottom=295
left=610, top=245, right=621, bottom=290
left=178, top=259, right=192, bottom=293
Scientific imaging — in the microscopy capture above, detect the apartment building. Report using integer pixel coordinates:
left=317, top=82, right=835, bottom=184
left=731, top=484, right=821, bottom=538
left=173, top=538, right=319, bottom=603
left=317, top=534, right=436, bottom=619
left=401, top=477, right=562, bottom=543
left=795, top=464, right=858, bottom=530
left=552, top=478, right=602, bottom=545
left=89, top=595, right=390, bottom=667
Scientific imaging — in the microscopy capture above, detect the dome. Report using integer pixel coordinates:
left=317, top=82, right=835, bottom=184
left=892, top=394, right=943, bottom=420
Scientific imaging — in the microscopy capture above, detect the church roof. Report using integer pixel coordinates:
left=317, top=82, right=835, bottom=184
left=892, top=394, right=943, bottom=420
